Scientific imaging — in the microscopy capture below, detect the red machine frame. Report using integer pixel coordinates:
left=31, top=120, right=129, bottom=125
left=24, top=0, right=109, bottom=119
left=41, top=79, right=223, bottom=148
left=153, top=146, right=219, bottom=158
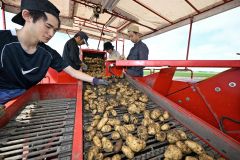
left=116, top=60, right=240, bottom=143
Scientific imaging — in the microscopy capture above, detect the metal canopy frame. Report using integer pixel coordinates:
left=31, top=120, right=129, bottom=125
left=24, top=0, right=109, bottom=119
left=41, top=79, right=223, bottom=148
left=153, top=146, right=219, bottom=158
left=1, top=0, right=240, bottom=41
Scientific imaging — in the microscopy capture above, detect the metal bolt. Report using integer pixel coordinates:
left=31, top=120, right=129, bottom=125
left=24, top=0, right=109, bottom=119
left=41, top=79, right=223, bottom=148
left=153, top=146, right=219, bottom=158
left=215, top=87, right=221, bottom=92
left=186, top=97, right=190, bottom=101
left=229, top=82, right=236, bottom=88
left=178, top=100, right=182, bottom=103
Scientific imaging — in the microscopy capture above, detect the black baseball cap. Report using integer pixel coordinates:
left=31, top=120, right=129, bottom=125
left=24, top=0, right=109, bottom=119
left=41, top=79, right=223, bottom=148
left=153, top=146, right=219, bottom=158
left=75, top=31, right=89, bottom=46
left=103, top=42, right=114, bottom=50
left=12, top=0, right=60, bottom=26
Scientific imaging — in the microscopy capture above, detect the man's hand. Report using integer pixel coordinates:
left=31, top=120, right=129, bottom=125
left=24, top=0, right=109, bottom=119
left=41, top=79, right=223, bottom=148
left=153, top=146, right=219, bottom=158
left=93, top=78, right=109, bottom=86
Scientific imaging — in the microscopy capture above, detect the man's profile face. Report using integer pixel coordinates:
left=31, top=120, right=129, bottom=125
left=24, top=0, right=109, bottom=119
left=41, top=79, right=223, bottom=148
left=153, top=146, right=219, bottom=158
left=128, top=31, right=139, bottom=43
left=76, top=37, right=85, bottom=45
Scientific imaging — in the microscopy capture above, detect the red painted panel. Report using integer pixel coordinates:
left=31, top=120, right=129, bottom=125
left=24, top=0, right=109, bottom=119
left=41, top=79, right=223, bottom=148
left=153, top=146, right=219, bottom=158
left=135, top=68, right=176, bottom=95
left=105, top=61, right=124, bottom=77
left=167, top=68, right=240, bottom=142
left=168, top=81, right=190, bottom=95
left=72, top=82, right=83, bottom=160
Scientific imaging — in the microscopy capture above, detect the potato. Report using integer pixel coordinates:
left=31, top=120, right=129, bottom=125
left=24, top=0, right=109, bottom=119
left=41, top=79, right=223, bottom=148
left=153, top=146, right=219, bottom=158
left=122, top=145, right=134, bottom=159
left=111, top=131, right=121, bottom=140
left=111, top=109, right=117, bottom=117
left=150, top=108, right=161, bottom=120
left=143, top=110, right=150, bottom=118
left=135, top=101, right=146, bottom=112
left=103, top=111, right=110, bottom=117
left=155, top=131, right=166, bottom=142
left=114, top=139, right=123, bottom=152
left=123, top=113, right=130, bottom=123
left=101, top=125, right=112, bottom=133
left=163, top=111, right=170, bottom=120
left=199, top=154, right=214, bottom=160
left=103, top=157, right=111, bottom=160
left=93, top=136, right=102, bottom=148
left=92, top=109, right=97, bottom=114
left=177, top=129, right=188, bottom=140
left=96, top=131, right=103, bottom=139
left=97, top=117, right=108, bottom=130
left=164, top=145, right=183, bottom=160
left=86, top=129, right=96, bottom=141
left=142, top=117, right=154, bottom=127
left=159, top=116, right=165, bottom=122
left=112, top=154, right=121, bottom=160
left=167, top=130, right=181, bottom=144
left=139, top=94, right=148, bottom=102
left=102, top=137, right=114, bottom=152
left=91, top=119, right=100, bottom=127
left=154, top=123, right=161, bottom=133
left=148, top=123, right=157, bottom=135
left=176, top=141, right=191, bottom=154
left=123, top=124, right=135, bottom=132
left=161, top=123, right=170, bottom=131
left=130, top=115, right=138, bottom=124
left=137, top=126, right=148, bottom=141
left=128, top=103, right=141, bottom=114
left=87, top=146, right=99, bottom=160
left=115, top=126, right=129, bottom=139
left=86, top=125, right=94, bottom=132
left=185, top=156, right=198, bottom=160
left=93, top=115, right=101, bottom=120
left=126, top=134, right=146, bottom=152
left=95, top=153, right=104, bottom=160
left=120, top=98, right=128, bottom=106
left=185, top=140, right=205, bottom=155
left=107, top=118, right=121, bottom=126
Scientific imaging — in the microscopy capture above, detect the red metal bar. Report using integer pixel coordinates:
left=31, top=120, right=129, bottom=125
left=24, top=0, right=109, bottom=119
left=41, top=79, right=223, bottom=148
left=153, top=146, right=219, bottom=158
left=133, top=0, right=172, bottom=24
left=186, top=18, right=193, bottom=60
left=97, top=25, right=105, bottom=50
left=1, top=1, right=6, bottom=30
left=185, top=0, right=200, bottom=13
left=116, top=60, right=240, bottom=67
left=71, top=82, right=83, bottom=160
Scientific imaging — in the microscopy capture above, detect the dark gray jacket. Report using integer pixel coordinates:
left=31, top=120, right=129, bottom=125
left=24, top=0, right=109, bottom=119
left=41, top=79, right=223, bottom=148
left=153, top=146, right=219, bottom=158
left=127, top=40, right=149, bottom=76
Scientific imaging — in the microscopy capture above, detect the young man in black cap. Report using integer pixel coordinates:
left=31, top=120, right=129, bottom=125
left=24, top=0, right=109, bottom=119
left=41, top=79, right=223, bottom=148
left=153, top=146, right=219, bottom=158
left=62, top=31, right=88, bottom=70
left=103, top=42, right=122, bottom=60
left=0, top=0, right=108, bottom=115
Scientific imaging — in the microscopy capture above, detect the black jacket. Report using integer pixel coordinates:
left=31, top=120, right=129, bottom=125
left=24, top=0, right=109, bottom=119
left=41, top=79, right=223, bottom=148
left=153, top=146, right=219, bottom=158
left=62, top=38, right=82, bottom=70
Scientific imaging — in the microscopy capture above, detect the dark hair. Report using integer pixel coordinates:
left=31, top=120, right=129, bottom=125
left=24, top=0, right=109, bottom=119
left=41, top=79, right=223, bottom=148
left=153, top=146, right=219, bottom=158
left=103, top=42, right=114, bottom=50
left=28, top=10, right=61, bottom=28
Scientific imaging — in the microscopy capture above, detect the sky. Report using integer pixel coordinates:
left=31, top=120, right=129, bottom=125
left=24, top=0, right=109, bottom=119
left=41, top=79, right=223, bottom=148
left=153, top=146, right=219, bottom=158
left=1, top=6, right=240, bottom=72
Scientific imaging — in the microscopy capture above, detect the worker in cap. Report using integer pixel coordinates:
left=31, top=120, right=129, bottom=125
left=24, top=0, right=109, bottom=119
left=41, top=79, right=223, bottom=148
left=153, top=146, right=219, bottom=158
left=126, top=24, right=149, bottom=76
left=103, top=42, right=122, bottom=60
left=62, top=31, right=89, bottom=70
left=0, top=0, right=108, bottom=116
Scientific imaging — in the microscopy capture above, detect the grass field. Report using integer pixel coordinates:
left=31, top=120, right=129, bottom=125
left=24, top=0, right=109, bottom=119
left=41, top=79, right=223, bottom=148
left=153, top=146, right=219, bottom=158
left=144, top=70, right=217, bottom=78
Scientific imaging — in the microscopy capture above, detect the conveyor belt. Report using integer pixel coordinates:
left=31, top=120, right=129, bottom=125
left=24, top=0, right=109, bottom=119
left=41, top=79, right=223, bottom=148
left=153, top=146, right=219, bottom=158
left=83, top=79, right=222, bottom=160
left=0, top=98, right=76, bottom=160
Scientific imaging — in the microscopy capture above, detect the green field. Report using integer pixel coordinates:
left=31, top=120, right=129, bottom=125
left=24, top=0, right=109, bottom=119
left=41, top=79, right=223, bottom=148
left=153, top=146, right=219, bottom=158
left=144, top=70, right=217, bottom=78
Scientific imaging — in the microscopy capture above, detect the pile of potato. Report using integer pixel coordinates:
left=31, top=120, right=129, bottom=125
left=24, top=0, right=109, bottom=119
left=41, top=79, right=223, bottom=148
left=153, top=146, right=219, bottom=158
left=84, top=79, right=225, bottom=160
left=84, top=57, right=105, bottom=78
